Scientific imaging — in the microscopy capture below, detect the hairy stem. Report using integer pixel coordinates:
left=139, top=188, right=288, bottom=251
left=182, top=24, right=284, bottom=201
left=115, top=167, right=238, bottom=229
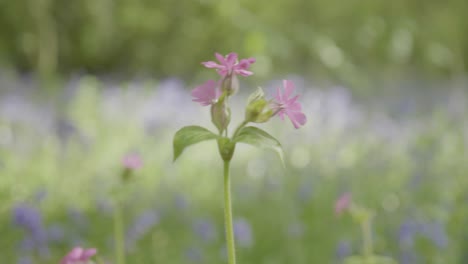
left=224, top=161, right=237, bottom=264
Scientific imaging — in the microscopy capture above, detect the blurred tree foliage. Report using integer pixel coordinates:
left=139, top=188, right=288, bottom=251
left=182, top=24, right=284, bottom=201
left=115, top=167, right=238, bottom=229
left=0, top=0, right=466, bottom=79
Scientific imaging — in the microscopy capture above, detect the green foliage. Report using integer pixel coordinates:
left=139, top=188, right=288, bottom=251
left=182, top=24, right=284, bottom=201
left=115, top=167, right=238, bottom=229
left=233, top=126, right=284, bottom=165
left=0, top=0, right=467, bottom=80
left=173, top=125, right=219, bottom=161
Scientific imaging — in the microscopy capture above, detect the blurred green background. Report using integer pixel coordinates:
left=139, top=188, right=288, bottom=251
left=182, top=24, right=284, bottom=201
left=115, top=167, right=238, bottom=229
left=0, top=0, right=467, bottom=82
left=1, top=1, right=468, bottom=264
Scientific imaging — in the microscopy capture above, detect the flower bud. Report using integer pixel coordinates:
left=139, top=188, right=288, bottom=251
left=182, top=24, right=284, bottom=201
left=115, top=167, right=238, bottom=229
left=245, top=87, right=273, bottom=123
left=211, top=99, right=231, bottom=134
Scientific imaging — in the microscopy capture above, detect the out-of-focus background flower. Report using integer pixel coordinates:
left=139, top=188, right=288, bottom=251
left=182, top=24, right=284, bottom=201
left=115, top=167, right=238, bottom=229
left=1, top=0, right=467, bottom=263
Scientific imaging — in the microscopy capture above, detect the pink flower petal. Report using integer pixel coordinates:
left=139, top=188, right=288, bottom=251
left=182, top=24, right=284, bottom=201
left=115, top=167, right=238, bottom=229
left=235, top=69, right=253, bottom=76
left=201, top=61, right=222, bottom=69
left=287, top=111, right=307, bottom=129
left=283, top=80, right=295, bottom=98
left=238, top=58, right=256, bottom=68
left=68, top=247, right=83, bottom=259
left=202, top=52, right=255, bottom=78
left=191, top=80, right=221, bottom=106
left=226, top=52, right=238, bottom=66
left=272, top=80, right=307, bottom=129
left=61, top=247, right=83, bottom=264
left=215, top=53, right=226, bottom=65
left=61, top=247, right=98, bottom=264
left=80, top=248, right=97, bottom=260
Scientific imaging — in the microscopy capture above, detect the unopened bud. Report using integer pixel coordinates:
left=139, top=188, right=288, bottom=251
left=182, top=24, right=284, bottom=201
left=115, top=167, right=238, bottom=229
left=245, top=87, right=273, bottom=123
left=211, top=99, right=231, bottom=133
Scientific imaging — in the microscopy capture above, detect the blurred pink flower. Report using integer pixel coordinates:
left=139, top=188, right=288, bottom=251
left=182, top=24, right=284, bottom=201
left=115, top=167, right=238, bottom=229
left=122, top=153, right=143, bottom=170
left=202, top=52, right=256, bottom=77
left=335, top=193, right=352, bottom=216
left=60, top=247, right=97, bottom=264
left=272, top=80, right=307, bottom=129
left=191, top=80, right=221, bottom=106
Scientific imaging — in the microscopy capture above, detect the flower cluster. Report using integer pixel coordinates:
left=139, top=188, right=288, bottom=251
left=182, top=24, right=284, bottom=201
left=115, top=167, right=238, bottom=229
left=191, top=52, right=306, bottom=132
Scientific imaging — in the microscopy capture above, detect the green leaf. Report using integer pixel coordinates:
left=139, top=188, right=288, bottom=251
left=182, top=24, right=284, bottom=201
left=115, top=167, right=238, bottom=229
left=173, top=126, right=219, bottom=161
left=233, top=126, right=284, bottom=165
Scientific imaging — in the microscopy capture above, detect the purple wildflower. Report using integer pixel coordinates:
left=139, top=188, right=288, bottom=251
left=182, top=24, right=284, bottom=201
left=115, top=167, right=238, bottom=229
left=335, top=240, right=352, bottom=261
left=126, top=210, right=160, bottom=252
left=13, top=203, right=49, bottom=256
left=17, top=256, right=33, bottom=264
left=185, top=247, right=203, bottom=263
left=399, top=220, right=417, bottom=248
left=193, top=218, right=217, bottom=243
left=419, top=221, right=448, bottom=248
left=13, top=204, right=43, bottom=233
left=233, top=218, right=253, bottom=248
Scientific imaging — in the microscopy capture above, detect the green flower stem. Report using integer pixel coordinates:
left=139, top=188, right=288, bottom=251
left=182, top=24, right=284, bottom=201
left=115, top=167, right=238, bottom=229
left=113, top=200, right=126, bottom=264
left=223, top=160, right=237, bottom=264
left=361, top=217, right=373, bottom=260
left=232, top=120, right=248, bottom=138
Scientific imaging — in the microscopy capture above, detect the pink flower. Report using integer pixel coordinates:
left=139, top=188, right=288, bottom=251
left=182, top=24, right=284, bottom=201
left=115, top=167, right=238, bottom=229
left=271, top=80, right=307, bottom=129
left=191, top=80, right=221, bottom=106
left=335, top=193, right=352, bottom=216
left=202, top=52, right=256, bottom=77
left=122, top=153, right=143, bottom=170
left=60, top=247, right=97, bottom=264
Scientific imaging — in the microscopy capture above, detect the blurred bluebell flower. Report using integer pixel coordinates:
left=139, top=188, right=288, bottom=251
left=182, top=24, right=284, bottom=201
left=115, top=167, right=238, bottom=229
left=47, top=224, right=65, bottom=243
left=13, top=203, right=50, bottom=258
left=297, top=181, right=313, bottom=203
left=126, top=210, right=160, bottom=252
left=13, top=204, right=43, bottom=233
left=20, top=236, right=36, bottom=251
left=96, top=198, right=114, bottom=216
left=335, top=239, right=352, bottom=261
left=143, top=78, right=197, bottom=129
left=174, top=194, right=189, bottom=211
left=400, top=250, right=418, bottom=264
left=193, top=218, right=217, bottom=243
left=17, top=255, right=33, bottom=264
left=185, top=246, right=203, bottom=263
left=419, top=221, right=448, bottom=248
left=68, top=208, right=89, bottom=230
left=34, top=188, right=47, bottom=203
left=55, top=118, right=79, bottom=145
left=19, top=234, right=49, bottom=257
left=233, top=218, right=253, bottom=248
left=399, top=220, right=417, bottom=248
left=287, top=221, right=305, bottom=238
